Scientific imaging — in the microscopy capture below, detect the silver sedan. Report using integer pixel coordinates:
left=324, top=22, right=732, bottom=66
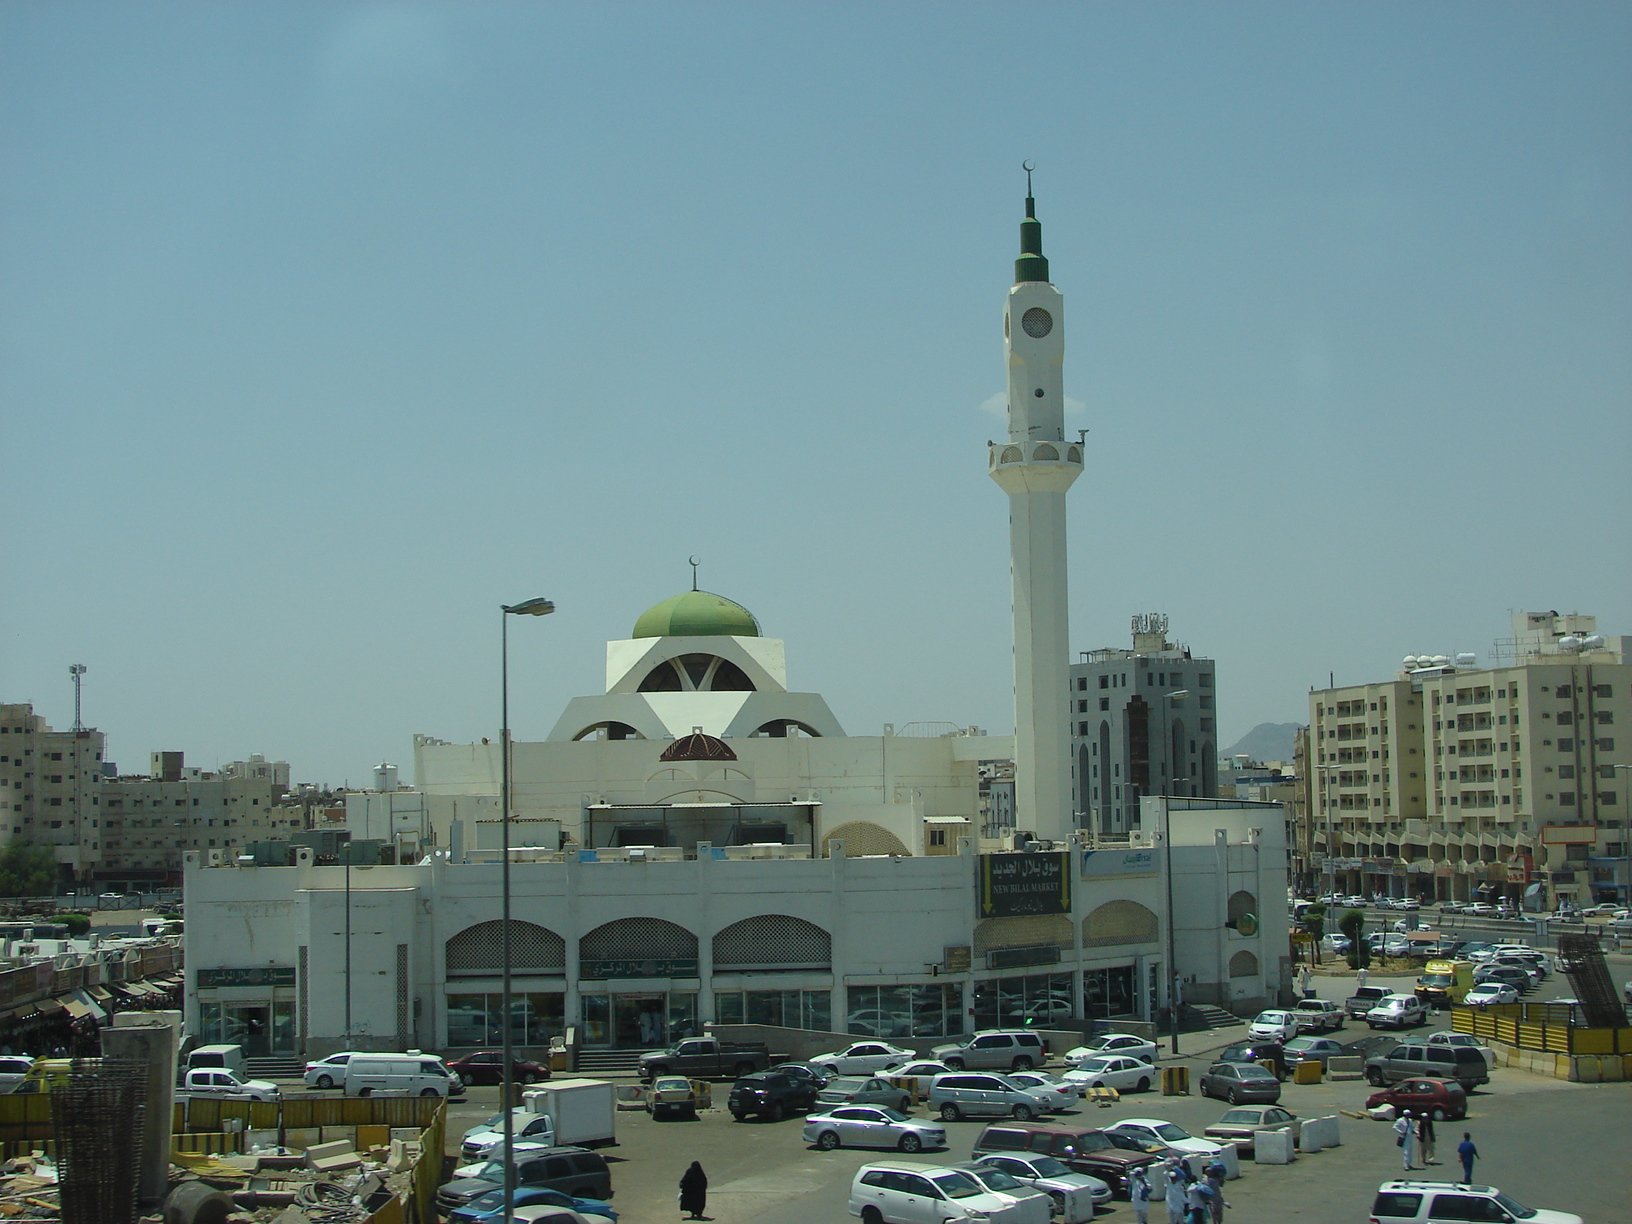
left=802, top=1105, right=948, bottom=1152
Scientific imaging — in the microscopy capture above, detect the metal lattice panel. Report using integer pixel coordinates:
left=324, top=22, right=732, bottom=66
left=713, top=916, right=831, bottom=969
left=395, top=943, right=409, bottom=1047
left=1082, top=900, right=1159, bottom=947
left=53, top=1058, right=146, bottom=1224
left=581, top=918, right=697, bottom=962
left=972, top=914, right=1072, bottom=955
left=820, top=822, right=909, bottom=858
left=446, top=921, right=566, bottom=976
left=1557, top=932, right=1623, bottom=1028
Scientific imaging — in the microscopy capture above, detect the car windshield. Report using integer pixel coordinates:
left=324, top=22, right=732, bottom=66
left=1150, top=1123, right=1189, bottom=1140
left=1029, top=1156, right=1069, bottom=1177
left=1217, top=1109, right=1260, bottom=1123
left=1420, top=974, right=1452, bottom=986
left=875, top=1108, right=909, bottom=1121
left=970, top=1166, right=1024, bottom=1191
left=929, top=1171, right=985, bottom=1199
left=1493, top=1192, right=1536, bottom=1219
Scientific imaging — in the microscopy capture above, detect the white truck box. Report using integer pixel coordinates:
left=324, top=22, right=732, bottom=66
left=521, top=1078, right=616, bottom=1147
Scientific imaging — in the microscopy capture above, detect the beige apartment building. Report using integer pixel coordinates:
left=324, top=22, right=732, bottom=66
left=0, top=702, right=107, bottom=885
left=1307, top=611, right=1630, bottom=908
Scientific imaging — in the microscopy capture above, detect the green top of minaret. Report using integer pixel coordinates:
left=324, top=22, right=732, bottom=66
left=1014, top=161, right=1050, bottom=285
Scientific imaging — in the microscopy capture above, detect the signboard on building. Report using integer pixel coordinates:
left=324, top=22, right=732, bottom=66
left=987, top=945, right=1062, bottom=970
left=943, top=946, right=972, bottom=974
left=979, top=852, right=1071, bottom=917
left=196, top=967, right=296, bottom=989
left=1080, top=848, right=1156, bottom=877
left=580, top=958, right=700, bottom=980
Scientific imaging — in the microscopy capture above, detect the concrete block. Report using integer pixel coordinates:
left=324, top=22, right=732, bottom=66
left=1302, top=1115, right=1342, bottom=1150
left=305, top=1140, right=361, bottom=1174
left=1210, top=1143, right=1241, bottom=1179
left=1300, top=1123, right=1323, bottom=1153
left=1256, top=1128, right=1296, bottom=1164
left=1327, top=1056, right=1364, bottom=1080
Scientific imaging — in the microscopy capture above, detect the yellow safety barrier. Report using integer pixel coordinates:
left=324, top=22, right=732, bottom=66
left=1160, top=1066, right=1190, bottom=1095
left=1292, top=1060, right=1323, bottom=1085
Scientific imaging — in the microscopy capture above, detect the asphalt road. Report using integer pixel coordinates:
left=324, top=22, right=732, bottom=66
left=390, top=961, right=1625, bottom=1223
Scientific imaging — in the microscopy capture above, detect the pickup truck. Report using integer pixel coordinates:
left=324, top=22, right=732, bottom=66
left=1343, top=985, right=1391, bottom=1020
left=181, top=1067, right=281, bottom=1101
left=638, top=1037, right=770, bottom=1081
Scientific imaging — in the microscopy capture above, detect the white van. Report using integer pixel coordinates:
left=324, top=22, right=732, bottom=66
left=343, top=1053, right=465, bottom=1098
left=185, top=1044, right=247, bottom=1079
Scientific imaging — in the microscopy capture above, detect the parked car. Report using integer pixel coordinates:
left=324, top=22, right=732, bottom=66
left=1197, top=1062, right=1281, bottom=1104
left=1473, top=964, right=1534, bottom=994
left=446, top=1186, right=617, bottom=1224
left=433, top=1147, right=613, bottom=1217
left=882, top=1059, right=956, bottom=1081
left=728, top=1069, right=821, bottom=1121
left=974, top=1152, right=1111, bottom=1223
left=803, top=1105, right=947, bottom=1152
left=1291, top=999, right=1345, bottom=1033
left=1062, top=1033, right=1156, bottom=1066
left=448, top=1050, right=551, bottom=1087
left=1463, top=982, right=1519, bottom=1007
left=768, top=1061, right=833, bottom=1089
left=0, top=1056, right=33, bottom=1094
left=303, top=1051, right=363, bottom=1090
left=1214, top=1041, right=1288, bottom=1080
left=1363, top=1042, right=1490, bottom=1090
left=460, top=1110, right=558, bottom=1161
left=1364, top=1077, right=1467, bottom=1121
left=815, top=1075, right=913, bottom=1112
left=1483, top=956, right=1544, bottom=985
left=1321, top=933, right=1353, bottom=954
left=1247, top=1010, right=1300, bottom=1042
left=645, top=1076, right=698, bottom=1120
left=1059, top=1056, right=1156, bottom=1094
left=1369, top=1179, right=1583, bottom=1224
left=1003, top=1071, right=1082, bottom=1111
left=1344, top=985, right=1392, bottom=1020
left=1281, top=1036, right=1346, bottom=1070
left=1105, top=1118, right=1227, bottom=1159
left=848, top=1160, right=1035, bottom=1223
left=970, top=1122, right=1163, bottom=1199
left=1202, top=1104, right=1301, bottom=1154
left=1464, top=902, right=1496, bottom=917
left=1424, top=1032, right=1497, bottom=1070
left=809, top=1041, right=915, bottom=1075
left=1365, top=994, right=1427, bottom=1030
left=181, top=1068, right=280, bottom=1102
left=945, top=1161, right=1056, bottom=1223
left=931, top=1030, right=1049, bottom=1072
left=929, top=1072, right=1056, bottom=1121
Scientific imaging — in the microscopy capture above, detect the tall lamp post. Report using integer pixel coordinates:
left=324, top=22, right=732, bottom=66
left=500, top=596, right=554, bottom=1223
left=1616, top=765, right=1632, bottom=908
left=1158, top=690, right=1187, bottom=1055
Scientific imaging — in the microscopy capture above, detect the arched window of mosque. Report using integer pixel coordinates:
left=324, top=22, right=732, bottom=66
left=638, top=654, right=755, bottom=693
left=1067, top=446, right=1081, bottom=464
left=751, top=720, right=822, bottom=738
left=1033, top=444, right=1058, bottom=461
left=1001, top=446, right=1022, bottom=464
left=573, top=722, right=643, bottom=741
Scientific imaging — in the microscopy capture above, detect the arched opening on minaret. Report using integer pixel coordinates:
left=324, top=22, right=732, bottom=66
left=637, top=654, right=756, bottom=693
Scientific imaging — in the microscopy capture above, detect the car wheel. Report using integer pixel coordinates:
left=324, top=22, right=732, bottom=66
left=315, top=1074, right=334, bottom=1089
left=767, top=1102, right=784, bottom=1122
left=1367, top=1068, right=1384, bottom=1086
left=898, top=1133, right=923, bottom=1153
left=733, top=1061, right=756, bottom=1077
left=1012, top=1056, right=1034, bottom=1072
left=946, top=1058, right=965, bottom=1071
left=816, top=1130, right=841, bottom=1151
left=357, top=1088, right=372, bottom=1098
left=897, top=1096, right=911, bottom=1113
left=730, top=1111, right=747, bottom=1121
left=419, top=1088, right=440, bottom=1098
left=940, top=1103, right=961, bottom=1122
left=861, top=1209, right=884, bottom=1224
left=1228, top=1089, right=1239, bottom=1105
left=1012, top=1104, right=1034, bottom=1121
left=1136, top=1077, right=1150, bottom=1092
left=1431, top=1107, right=1445, bottom=1121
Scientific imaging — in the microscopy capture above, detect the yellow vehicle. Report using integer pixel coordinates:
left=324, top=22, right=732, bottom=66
left=1415, top=959, right=1475, bottom=1007
left=14, top=1058, right=76, bottom=1094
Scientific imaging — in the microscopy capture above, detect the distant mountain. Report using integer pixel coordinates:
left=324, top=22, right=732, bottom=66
left=1223, top=722, right=1301, bottom=764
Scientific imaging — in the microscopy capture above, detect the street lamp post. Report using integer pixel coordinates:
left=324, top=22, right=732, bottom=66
left=1616, top=765, right=1632, bottom=907
left=500, top=596, right=555, bottom=1224
left=1157, top=691, right=1187, bottom=1056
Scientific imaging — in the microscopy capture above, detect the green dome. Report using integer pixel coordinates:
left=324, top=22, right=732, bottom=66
left=632, top=590, right=761, bottom=639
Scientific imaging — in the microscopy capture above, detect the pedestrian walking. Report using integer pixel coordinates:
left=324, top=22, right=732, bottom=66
left=1164, top=1159, right=1188, bottom=1224
left=1457, top=1132, right=1479, bottom=1183
left=1417, top=1113, right=1437, bottom=1165
left=1393, top=1110, right=1415, bottom=1171
left=1129, top=1166, right=1153, bottom=1224
left=678, top=1161, right=708, bottom=1220
left=1300, top=964, right=1314, bottom=999
left=1357, top=965, right=1368, bottom=991
left=1204, top=1161, right=1228, bottom=1224
left=1184, top=1178, right=1218, bottom=1224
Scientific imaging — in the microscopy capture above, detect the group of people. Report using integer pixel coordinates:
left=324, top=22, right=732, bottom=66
left=1392, top=1111, right=1481, bottom=1182
left=1129, top=1152, right=1230, bottom=1224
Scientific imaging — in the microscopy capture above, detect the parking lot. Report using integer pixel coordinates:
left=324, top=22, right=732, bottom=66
left=405, top=961, right=1625, bottom=1223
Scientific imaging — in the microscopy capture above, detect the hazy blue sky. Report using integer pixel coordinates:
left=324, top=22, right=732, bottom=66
left=5, top=2, right=1629, bottom=787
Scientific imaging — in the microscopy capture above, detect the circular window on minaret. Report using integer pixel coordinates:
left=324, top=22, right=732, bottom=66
left=1021, top=307, right=1053, bottom=338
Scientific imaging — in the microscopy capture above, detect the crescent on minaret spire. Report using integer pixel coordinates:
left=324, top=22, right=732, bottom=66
left=1015, top=161, right=1050, bottom=285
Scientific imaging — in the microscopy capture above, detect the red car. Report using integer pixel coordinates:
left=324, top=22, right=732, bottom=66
left=1364, top=1076, right=1466, bottom=1121
left=446, top=1050, right=551, bottom=1086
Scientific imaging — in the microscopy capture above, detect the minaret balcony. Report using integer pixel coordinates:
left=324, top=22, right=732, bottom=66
left=988, top=439, right=1084, bottom=472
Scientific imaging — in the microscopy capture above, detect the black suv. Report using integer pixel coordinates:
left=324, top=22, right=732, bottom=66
left=434, top=1146, right=612, bottom=1215
left=727, top=1070, right=820, bottom=1121
left=1215, top=1041, right=1288, bottom=1080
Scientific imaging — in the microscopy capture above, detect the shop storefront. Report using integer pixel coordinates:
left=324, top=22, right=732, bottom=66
left=194, top=967, right=297, bottom=1056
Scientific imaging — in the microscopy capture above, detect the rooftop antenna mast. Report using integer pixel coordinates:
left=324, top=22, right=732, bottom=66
left=69, top=664, right=87, bottom=731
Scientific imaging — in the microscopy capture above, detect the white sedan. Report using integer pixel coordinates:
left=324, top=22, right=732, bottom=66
left=801, top=1105, right=948, bottom=1153
left=1247, top=1010, right=1299, bottom=1042
left=881, top=1058, right=956, bottom=1081
left=1464, top=982, right=1519, bottom=1007
left=303, top=1051, right=362, bottom=1089
left=809, top=1041, right=915, bottom=1075
left=1063, top=1032, right=1157, bottom=1066
left=1060, top=1056, right=1156, bottom=1093
left=1004, top=1070, right=1082, bottom=1111
left=1107, top=1118, right=1228, bottom=1159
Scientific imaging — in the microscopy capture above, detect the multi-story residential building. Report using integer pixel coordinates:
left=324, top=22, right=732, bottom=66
left=0, top=703, right=106, bottom=886
left=1070, top=614, right=1218, bottom=836
left=1310, top=611, right=1630, bottom=907
left=99, top=756, right=306, bottom=890
left=222, top=754, right=292, bottom=790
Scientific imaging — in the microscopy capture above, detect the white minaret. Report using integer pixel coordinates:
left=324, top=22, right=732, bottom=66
left=988, top=171, right=1083, bottom=845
